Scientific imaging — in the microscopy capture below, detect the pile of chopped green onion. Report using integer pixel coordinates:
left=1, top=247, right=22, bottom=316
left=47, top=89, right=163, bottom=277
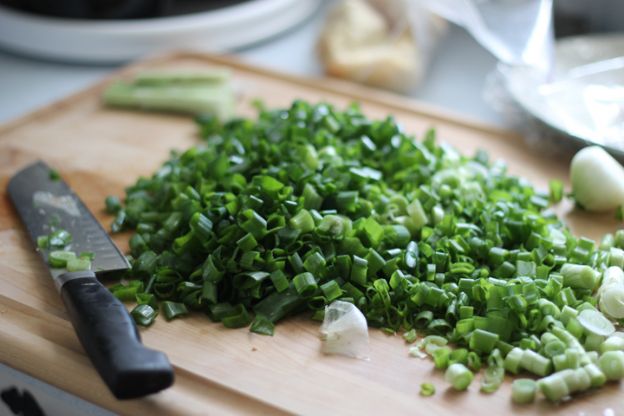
left=107, top=100, right=624, bottom=404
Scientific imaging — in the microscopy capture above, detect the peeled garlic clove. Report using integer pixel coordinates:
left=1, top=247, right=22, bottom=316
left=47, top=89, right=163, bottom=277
left=320, top=300, right=369, bottom=359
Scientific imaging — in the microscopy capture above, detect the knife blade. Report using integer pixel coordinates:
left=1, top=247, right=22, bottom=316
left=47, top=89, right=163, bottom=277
left=7, top=161, right=174, bottom=399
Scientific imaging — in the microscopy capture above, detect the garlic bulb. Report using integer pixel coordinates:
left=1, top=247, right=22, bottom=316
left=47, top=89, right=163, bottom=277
left=320, top=301, right=369, bottom=359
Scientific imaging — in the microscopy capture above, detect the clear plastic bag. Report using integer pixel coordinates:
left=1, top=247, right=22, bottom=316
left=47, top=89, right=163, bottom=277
left=317, top=0, right=446, bottom=92
left=318, top=0, right=554, bottom=92
left=487, top=35, right=624, bottom=157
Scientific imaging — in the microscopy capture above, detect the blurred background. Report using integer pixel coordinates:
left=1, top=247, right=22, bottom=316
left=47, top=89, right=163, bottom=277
left=0, top=0, right=623, bottom=154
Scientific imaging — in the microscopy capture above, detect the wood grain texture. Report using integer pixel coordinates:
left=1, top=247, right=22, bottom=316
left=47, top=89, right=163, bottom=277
left=0, top=52, right=621, bottom=415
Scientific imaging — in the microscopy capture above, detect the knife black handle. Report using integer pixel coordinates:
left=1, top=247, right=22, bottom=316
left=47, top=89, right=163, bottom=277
left=58, top=271, right=174, bottom=399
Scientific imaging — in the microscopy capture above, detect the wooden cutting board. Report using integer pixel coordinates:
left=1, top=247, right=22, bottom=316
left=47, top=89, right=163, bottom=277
left=0, top=52, right=621, bottom=416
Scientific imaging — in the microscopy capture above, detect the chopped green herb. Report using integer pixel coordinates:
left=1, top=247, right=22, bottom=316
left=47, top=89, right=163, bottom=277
left=445, top=363, right=473, bottom=391
left=66, top=257, right=91, bottom=272
left=49, top=169, right=61, bottom=181
left=511, top=379, right=536, bottom=404
left=105, top=196, right=122, bottom=214
left=36, top=235, right=49, bottom=249
left=48, top=229, right=72, bottom=249
left=161, top=301, right=189, bottom=321
left=403, top=329, right=417, bottom=344
left=131, top=304, right=158, bottom=326
left=419, top=382, right=436, bottom=397
left=111, top=280, right=144, bottom=301
left=48, top=250, right=76, bottom=268
left=548, top=180, right=564, bottom=203
left=250, top=315, right=275, bottom=336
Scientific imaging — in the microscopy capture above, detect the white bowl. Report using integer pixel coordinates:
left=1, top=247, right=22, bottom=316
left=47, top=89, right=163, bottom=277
left=0, top=0, right=322, bottom=63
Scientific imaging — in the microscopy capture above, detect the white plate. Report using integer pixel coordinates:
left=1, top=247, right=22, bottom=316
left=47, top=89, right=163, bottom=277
left=504, top=34, right=624, bottom=155
left=0, top=0, right=322, bottom=63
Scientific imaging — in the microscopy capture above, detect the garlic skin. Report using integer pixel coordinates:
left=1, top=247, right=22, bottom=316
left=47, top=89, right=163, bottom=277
left=571, top=146, right=624, bottom=211
left=320, top=301, right=369, bottom=359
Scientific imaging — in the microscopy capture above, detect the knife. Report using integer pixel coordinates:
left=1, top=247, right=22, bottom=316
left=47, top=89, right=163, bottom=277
left=7, top=161, right=174, bottom=399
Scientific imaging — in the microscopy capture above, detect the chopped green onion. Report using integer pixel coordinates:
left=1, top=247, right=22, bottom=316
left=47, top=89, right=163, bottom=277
left=578, top=309, right=615, bottom=337
left=469, top=329, right=499, bottom=354
left=293, top=272, right=318, bottom=297
left=521, top=349, right=552, bottom=376
left=66, top=257, right=91, bottom=272
left=449, top=348, right=469, bottom=366
left=584, top=333, right=606, bottom=352
left=79, top=251, right=96, bottom=261
left=598, top=350, right=624, bottom=380
left=250, top=315, right=275, bottom=336
left=105, top=196, right=122, bottom=214
left=600, top=336, right=624, bottom=353
left=48, top=250, right=76, bottom=268
left=423, top=335, right=448, bottom=355
left=403, top=329, right=417, bottom=344
left=49, top=169, right=61, bottom=181
left=131, top=304, right=158, bottom=326
left=538, top=372, right=570, bottom=402
left=560, top=264, right=599, bottom=290
left=111, top=280, right=144, bottom=301
left=320, top=280, right=343, bottom=302
left=136, top=292, right=157, bottom=308
left=221, top=305, right=252, bottom=328
left=48, top=229, right=72, bottom=249
left=161, top=301, right=189, bottom=321
left=467, top=352, right=482, bottom=371
left=480, top=349, right=505, bottom=393
left=419, top=382, right=436, bottom=397
left=445, top=363, right=473, bottom=391
left=290, top=209, right=315, bottom=234
left=37, top=235, right=49, bottom=249
left=584, top=363, right=607, bottom=387
left=548, top=180, right=564, bottom=203
left=543, top=339, right=566, bottom=358
left=481, top=364, right=504, bottom=394
left=511, top=379, right=536, bottom=404
left=432, top=347, right=452, bottom=369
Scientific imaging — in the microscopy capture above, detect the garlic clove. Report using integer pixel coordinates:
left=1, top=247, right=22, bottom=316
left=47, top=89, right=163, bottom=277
left=320, top=300, right=369, bottom=359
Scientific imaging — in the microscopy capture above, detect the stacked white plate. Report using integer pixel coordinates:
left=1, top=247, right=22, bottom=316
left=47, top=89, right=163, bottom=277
left=0, top=0, right=322, bottom=63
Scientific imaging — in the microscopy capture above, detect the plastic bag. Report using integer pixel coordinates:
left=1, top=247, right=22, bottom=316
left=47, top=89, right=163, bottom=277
left=486, top=35, right=624, bottom=157
left=318, top=0, right=554, bottom=92
left=318, top=0, right=446, bottom=92
left=421, top=0, right=554, bottom=75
